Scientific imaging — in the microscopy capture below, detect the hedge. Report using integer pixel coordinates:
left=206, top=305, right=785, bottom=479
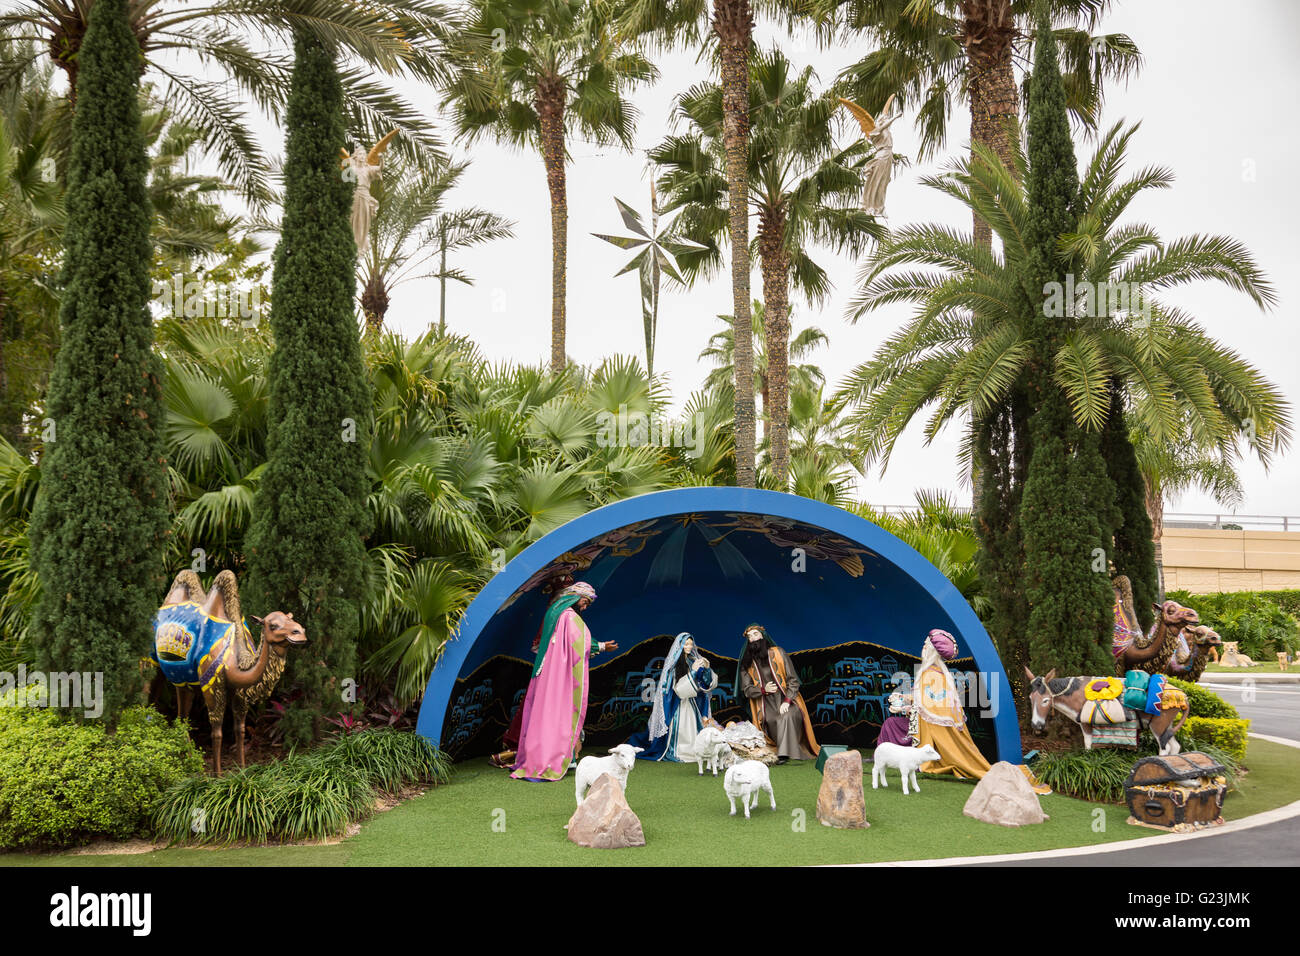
left=0, top=699, right=203, bottom=850
left=1167, top=589, right=1300, bottom=659
left=1182, top=717, right=1251, bottom=763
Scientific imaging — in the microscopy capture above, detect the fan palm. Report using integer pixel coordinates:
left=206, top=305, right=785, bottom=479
left=855, top=490, right=987, bottom=616
left=654, top=48, right=881, bottom=485
left=443, top=0, right=656, bottom=374
left=786, top=379, right=857, bottom=504
left=0, top=0, right=459, bottom=208
left=699, top=301, right=830, bottom=418
left=835, top=121, right=1291, bottom=480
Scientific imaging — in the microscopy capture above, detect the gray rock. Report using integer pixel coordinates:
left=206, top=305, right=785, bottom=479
left=566, top=773, right=646, bottom=849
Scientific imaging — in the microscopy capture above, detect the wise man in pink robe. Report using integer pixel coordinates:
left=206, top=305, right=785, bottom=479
left=511, top=582, right=618, bottom=781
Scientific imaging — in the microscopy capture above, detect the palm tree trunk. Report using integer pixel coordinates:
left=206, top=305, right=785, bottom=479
left=962, top=0, right=1018, bottom=503
left=536, top=76, right=568, bottom=375
left=714, top=0, right=756, bottom=488
left=438, top=226, right=447, bottom=332
left=963, top=0, right=1020, bottom=248
left=758, top=210, right=790, bottom=488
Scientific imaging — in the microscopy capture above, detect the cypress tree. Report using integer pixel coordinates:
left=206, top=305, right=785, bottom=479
left=974, top=390, right=1031, bottom=697
left=27, top=0, right=169, bottom=723
left=1018, top=17, right=1113, bottom=677
left=243, top=33, right=371, bottom=745
left=1101, top=380, right=1158, bottom=631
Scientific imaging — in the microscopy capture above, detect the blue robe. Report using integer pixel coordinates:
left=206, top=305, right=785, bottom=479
left=628, top=662, right=716, bottom=761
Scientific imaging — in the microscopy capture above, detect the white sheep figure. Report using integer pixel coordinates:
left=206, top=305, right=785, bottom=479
left=723, top=759, right=775, bottom=818
left=871, top=742, right=941, bottom=795
left=693, top=725, right=734, bottom=776
left=575, top=744, right=643, bottom=807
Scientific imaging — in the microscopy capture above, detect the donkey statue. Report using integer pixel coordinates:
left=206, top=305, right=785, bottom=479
left=1024, top=667, right=1188, bottom=757
left=152, top=570, right=306, bottom=774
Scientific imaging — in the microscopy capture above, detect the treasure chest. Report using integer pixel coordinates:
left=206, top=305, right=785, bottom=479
left=1124, top=752, right=1228, bottom=831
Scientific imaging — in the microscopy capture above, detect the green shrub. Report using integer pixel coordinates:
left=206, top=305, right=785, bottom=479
left=317, top=729, right=451, bottom=793
left=0, top=704, right=202, bottom=849
left=1030, top=748, right=1136, bottom=804
left=153, top=729, right=448, bottom=845
left=1182, top=717, right=1250, bottom=763
left=1165, top=677, right=1239, bottom=719
left=1167, top=589, right=1300, bottom=659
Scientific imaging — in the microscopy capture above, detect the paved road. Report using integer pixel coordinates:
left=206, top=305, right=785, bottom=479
left=972, top=814, right=1300, bottom=867
left=1201, top=682, right=1299, bottom=739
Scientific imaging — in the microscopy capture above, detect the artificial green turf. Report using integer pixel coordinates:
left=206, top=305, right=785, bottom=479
left=7, top=739, right=1296, bottom=867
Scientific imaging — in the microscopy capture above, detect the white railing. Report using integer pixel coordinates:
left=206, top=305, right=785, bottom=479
left=864, top=505, right=1298, bottom=533
left=1161, top=513, right=1297, bottom=533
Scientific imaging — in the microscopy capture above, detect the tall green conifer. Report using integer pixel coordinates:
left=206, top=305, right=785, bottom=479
left=244, top=33, right=371, bottom=744
left=1018, top=17, right=1113, bottom=676
left=27, top=0, right=169, bottom=723
left=1101, top=382, right=1158, bottom=631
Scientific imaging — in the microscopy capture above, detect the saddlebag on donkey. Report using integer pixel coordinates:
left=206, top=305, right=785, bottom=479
left=1124, top=752, right=1227, bottom=831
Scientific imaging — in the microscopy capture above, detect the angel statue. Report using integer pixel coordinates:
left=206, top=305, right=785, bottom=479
left=838, top=95, right=900, bottom=217
left=340, top=130, right=398, bottom=250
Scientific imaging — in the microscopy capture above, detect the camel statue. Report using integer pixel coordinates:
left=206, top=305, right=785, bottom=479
left=1113, top=581, right=1199, bottom=677
left=1166, top=624, right=1223, bottom=682
left=152, top=570, right=307, bottom=774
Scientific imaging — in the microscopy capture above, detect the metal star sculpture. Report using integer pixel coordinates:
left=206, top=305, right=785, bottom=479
left=592, top=187, right=706, bottom=377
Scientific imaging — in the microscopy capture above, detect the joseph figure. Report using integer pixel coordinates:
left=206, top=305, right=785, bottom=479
left=737, top=624, right=820, bottom=763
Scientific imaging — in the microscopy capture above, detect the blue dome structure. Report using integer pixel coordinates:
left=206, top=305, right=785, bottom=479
left=416, top=487, right=1022, bottom=764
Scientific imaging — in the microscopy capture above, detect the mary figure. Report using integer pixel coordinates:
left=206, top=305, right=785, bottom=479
left=629, top=632, right=718, bottom=761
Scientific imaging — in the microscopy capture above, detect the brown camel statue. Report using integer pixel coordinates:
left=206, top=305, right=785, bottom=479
left=1113, top=588, right=1199, bottom=677
left=152, top=570, right=307, bottom=774
left=1166, top=624, right=1223, bottom=682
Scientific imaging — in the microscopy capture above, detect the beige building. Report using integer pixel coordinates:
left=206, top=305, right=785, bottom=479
left=1162, top=527, right=1300, bottom=593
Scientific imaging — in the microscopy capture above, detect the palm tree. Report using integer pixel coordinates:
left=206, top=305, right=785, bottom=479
left=443, top=0, right=656, bottom=375
left=817, top=0, right=1140, bottom=247
left=1, top=50, right=261, bottom=448
left=855, top=490, right=987, bottom=615
left=655, top=48, right=880, bottom=485
left=700, top=301, right=829, bottom=429
left=430, top=206, right=516, bottom=333
left=786, top=379, right=857, bottom=504
left=358, top=159, right=514, bottom=333
left=835, top=122, right=1291, bottom=479
left=0, top=1, right=458, bottom=208
left=622, top=0, right=787, bottom=487
left=1131, top=423, right=1245, bottom=602
left=0, top=45, right=62, bottom=449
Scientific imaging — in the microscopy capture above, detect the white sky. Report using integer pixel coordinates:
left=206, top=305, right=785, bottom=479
left=181, top=0, right=1300, bottom=516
